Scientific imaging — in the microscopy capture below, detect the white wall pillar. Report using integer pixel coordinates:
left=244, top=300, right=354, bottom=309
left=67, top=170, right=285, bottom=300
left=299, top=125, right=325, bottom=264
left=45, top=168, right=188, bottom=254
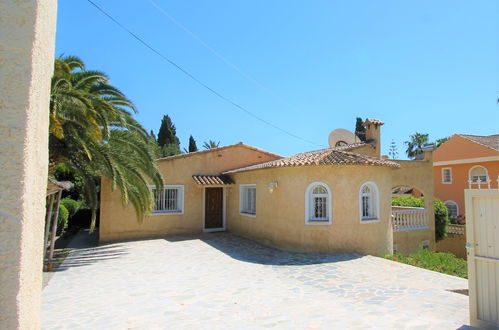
left=0, top=0, right=57, bottom=328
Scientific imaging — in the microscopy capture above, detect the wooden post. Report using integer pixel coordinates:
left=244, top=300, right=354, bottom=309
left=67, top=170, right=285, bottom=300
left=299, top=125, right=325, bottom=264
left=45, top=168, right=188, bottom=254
left=43, top=194, right=55, bottom=269
left=47, top=190, right=62, bottom=271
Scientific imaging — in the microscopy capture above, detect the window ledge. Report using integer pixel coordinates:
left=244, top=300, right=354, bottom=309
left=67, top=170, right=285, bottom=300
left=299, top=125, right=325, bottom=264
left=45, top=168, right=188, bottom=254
left=360, top=218, right=380, bottom=224
left=151, top=211, right=184, bottom=216
left=306, top=219, right=332, bottom=225
left=240, top=212, right=256, bottom=218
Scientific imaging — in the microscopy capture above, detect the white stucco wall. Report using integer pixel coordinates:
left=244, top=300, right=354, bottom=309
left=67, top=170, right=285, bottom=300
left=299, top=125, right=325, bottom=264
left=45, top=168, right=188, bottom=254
left=0, top=0, right=57, bottom=328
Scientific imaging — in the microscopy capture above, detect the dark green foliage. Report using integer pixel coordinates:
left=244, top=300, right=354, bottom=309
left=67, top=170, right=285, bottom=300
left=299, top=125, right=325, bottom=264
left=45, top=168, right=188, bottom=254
left=202, top=140, right=220, bottom=149
left=57, top=204, right=69, bottom=236
left=385, top=249, right=467, bottom=278
left=435, top=137, right=449, bottom=147
left=188, top=135, right=198, bottom=152
left=433, top=199, right=450, bottom=241
left=60, top=198, right=80, bottom=217
left=404, top=132, right=429, bottom=159
left=49, top=55, right=163, bottom=231
left=355, top=117, right=366, bottom=142
left=392, top=196, right=449, bottom=241
left=157, top=115, right=180, bottom=156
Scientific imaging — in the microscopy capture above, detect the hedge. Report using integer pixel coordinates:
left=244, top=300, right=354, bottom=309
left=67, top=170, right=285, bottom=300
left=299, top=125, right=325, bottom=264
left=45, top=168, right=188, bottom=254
left=57, top=204, right=69, bottom=236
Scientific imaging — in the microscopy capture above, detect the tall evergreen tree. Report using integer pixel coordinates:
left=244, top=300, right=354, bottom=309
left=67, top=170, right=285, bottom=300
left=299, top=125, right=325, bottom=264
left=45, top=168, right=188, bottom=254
left=355, top=117, right=366, bottom=142
left=388, top=140, right=399, bottom=159
left=188, top=135, right=198, bottom=152
left=156, top=115, right=180, bottom=156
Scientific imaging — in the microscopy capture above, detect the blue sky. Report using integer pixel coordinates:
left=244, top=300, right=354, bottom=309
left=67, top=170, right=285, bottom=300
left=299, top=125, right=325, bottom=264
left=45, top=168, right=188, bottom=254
left=55, top=0, right=498, bottom=157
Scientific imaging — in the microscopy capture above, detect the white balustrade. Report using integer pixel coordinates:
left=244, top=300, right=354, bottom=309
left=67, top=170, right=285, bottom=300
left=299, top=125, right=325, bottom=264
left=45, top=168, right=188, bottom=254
left=392, top=207, right=428, bottom=232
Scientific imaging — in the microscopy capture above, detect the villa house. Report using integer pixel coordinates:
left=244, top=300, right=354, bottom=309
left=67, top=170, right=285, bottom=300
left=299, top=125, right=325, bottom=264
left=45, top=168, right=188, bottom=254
left=100, top=119, right=435, bottom=256
left=433, top=134, right=499, bottom=219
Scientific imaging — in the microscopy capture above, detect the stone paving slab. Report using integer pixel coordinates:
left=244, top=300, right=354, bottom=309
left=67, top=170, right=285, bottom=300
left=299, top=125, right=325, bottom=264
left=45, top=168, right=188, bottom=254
left=42, top=232, right=469, bottom=329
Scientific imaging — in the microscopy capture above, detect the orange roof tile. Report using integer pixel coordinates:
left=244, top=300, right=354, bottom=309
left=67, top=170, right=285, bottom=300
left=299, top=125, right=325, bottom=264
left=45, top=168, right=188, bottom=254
left=223, top=145, right=400, bottom=174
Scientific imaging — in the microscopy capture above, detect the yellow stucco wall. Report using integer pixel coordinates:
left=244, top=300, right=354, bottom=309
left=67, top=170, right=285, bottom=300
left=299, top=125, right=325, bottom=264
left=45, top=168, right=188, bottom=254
left=101, top=145, right=435, bottom=257
left=227, top=165, right=395, bottom=256
left=99, top=144, right=280, bottom=242
left=0, top=0, right=57, bottom=328
left=436, top=234, right=467, bottom=259
left=391, top=154, right=436, bottom=253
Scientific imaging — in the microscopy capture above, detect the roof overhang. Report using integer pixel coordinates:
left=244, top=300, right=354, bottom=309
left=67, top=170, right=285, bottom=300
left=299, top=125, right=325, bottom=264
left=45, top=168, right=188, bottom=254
left=192, top=174, right=234, bottom=185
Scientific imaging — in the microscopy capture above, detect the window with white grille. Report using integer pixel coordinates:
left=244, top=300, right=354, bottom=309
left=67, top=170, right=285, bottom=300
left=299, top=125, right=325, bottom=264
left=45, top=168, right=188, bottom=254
left=469, top=166, right=488, bottom=183
left=359, top=182, right=379, bottom=221
left=442, top=168, right=452, bottom=183
left=151, top=185, right=183, bottom=213
left=305, top=182, right=332, bottom=224
left=445, top=200, right=459, bottom=218
left=240, top=184, right=256, bottom=215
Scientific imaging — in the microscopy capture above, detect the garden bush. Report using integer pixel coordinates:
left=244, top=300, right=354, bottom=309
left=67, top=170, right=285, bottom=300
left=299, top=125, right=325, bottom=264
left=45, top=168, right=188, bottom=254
left=57, top=204, right=69, bottom=236
left=60, top=198, right=80, bottom=217
left=392, top=196, right=449, bottom=241
left=385, top=249, right=467, bottom=278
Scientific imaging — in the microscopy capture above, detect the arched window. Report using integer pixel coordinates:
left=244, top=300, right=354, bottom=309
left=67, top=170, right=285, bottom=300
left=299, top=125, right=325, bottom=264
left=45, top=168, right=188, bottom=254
left=305, top=182, right=332, bottom=224
left=444, top=200, right=459, bottom=218
left=359, top=182, right=379, bottom=222
left=469, top=165, right=489, bottom=183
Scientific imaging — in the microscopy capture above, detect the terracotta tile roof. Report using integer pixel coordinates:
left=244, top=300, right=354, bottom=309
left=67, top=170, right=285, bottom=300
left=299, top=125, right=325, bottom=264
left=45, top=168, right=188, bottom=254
left=458, top=134, right=499, bottom=151
left=223, top=145, right=400, bottom=174
left=192, top=174, right=234, bottom=185
left=157, top=142, right=281, bottom=161
left=364, top=118, right=384, bottom=126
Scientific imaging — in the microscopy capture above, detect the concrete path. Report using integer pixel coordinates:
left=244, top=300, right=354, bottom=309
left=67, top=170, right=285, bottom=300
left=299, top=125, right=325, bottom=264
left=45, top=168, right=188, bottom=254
left=42, top=232, right=469, bottom=329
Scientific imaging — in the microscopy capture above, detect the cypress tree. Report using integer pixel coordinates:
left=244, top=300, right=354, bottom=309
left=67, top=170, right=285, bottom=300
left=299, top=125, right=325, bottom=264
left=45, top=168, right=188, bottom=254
left=156, top=115, right=180, bottom=156
left=188, top=135, right=198, bottom=152
left=355, top=117, right=366, bottom=142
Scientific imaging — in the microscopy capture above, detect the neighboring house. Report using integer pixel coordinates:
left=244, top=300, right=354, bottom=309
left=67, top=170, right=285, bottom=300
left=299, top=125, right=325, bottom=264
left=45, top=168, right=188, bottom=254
left=433, top=134, right=499, bottom=219
left=101, top=119, right=435, bottom=256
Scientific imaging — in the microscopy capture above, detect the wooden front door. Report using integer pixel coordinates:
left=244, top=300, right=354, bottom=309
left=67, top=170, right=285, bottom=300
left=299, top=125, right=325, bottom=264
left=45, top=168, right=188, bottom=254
left=205, top=187, right=224, bottom=229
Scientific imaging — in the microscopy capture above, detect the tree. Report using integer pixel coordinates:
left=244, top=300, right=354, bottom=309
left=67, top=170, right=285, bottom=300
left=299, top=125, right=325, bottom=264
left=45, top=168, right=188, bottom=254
left=435, top=137, right=449, bottom=147
left=188, top=135, right=198, bottom=152
left=404, top=132, right=429, bottom=159
left=355, top=117, right=366, bottom=142
left=388, top=140, right=398, bottom=159
left=49, top=55, right=163, bottom=231
left=203, top=140, right=220, bottom=149
left=157, top=115, right=180, bottom=156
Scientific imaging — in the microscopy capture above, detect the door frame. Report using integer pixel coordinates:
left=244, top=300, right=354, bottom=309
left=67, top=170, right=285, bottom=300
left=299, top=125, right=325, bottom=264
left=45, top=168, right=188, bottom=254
left=465, top=188, right=499, bottom=328
left=203, top=186, right=227, bottom=232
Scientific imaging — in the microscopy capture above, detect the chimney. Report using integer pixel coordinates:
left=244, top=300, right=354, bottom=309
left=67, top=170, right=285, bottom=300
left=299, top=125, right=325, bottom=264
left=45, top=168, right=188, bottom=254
left=363, top=118, right=384, bottom=158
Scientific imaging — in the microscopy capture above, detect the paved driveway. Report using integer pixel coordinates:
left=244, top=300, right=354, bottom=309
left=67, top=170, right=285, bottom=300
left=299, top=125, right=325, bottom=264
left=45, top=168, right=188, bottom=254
left=43, top=232, right=469, bottom=329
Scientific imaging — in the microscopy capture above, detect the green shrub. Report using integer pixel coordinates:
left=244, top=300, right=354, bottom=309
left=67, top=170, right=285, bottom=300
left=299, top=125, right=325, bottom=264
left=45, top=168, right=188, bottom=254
left=57, top=204, right=69, bottom=236
left=434, top=199, right=450, bottom=241
left=385, top=249, right=467, bottom=278
left=392, top=196, right=449, bottom=241
left=60, top=198, right=80, bottom=217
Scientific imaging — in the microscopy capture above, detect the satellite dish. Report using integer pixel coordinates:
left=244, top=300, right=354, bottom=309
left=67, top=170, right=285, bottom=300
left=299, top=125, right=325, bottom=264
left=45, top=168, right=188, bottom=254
left=328, top=129, right=356, bottom=148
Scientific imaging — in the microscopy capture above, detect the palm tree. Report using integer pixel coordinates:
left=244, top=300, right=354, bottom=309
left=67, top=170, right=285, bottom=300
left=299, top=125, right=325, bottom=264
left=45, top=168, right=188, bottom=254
left=404, top=133, right=429, bottom=159
left=49, top=55, right=162, bottom=231
left=202, top=140, right=220, bottom=149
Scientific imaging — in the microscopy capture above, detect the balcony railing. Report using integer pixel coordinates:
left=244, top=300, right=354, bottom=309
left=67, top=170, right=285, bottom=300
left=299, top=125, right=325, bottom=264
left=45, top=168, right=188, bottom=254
left=447, top=224, right=466, bottom=235
left=392, top=206, right=428, bottom=232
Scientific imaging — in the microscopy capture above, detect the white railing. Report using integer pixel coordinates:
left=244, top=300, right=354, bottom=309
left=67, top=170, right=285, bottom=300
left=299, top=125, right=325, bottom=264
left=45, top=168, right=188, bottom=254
left=392, top=206, right=428, bottom=232
left=447, top=224, right=466, bottom=235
